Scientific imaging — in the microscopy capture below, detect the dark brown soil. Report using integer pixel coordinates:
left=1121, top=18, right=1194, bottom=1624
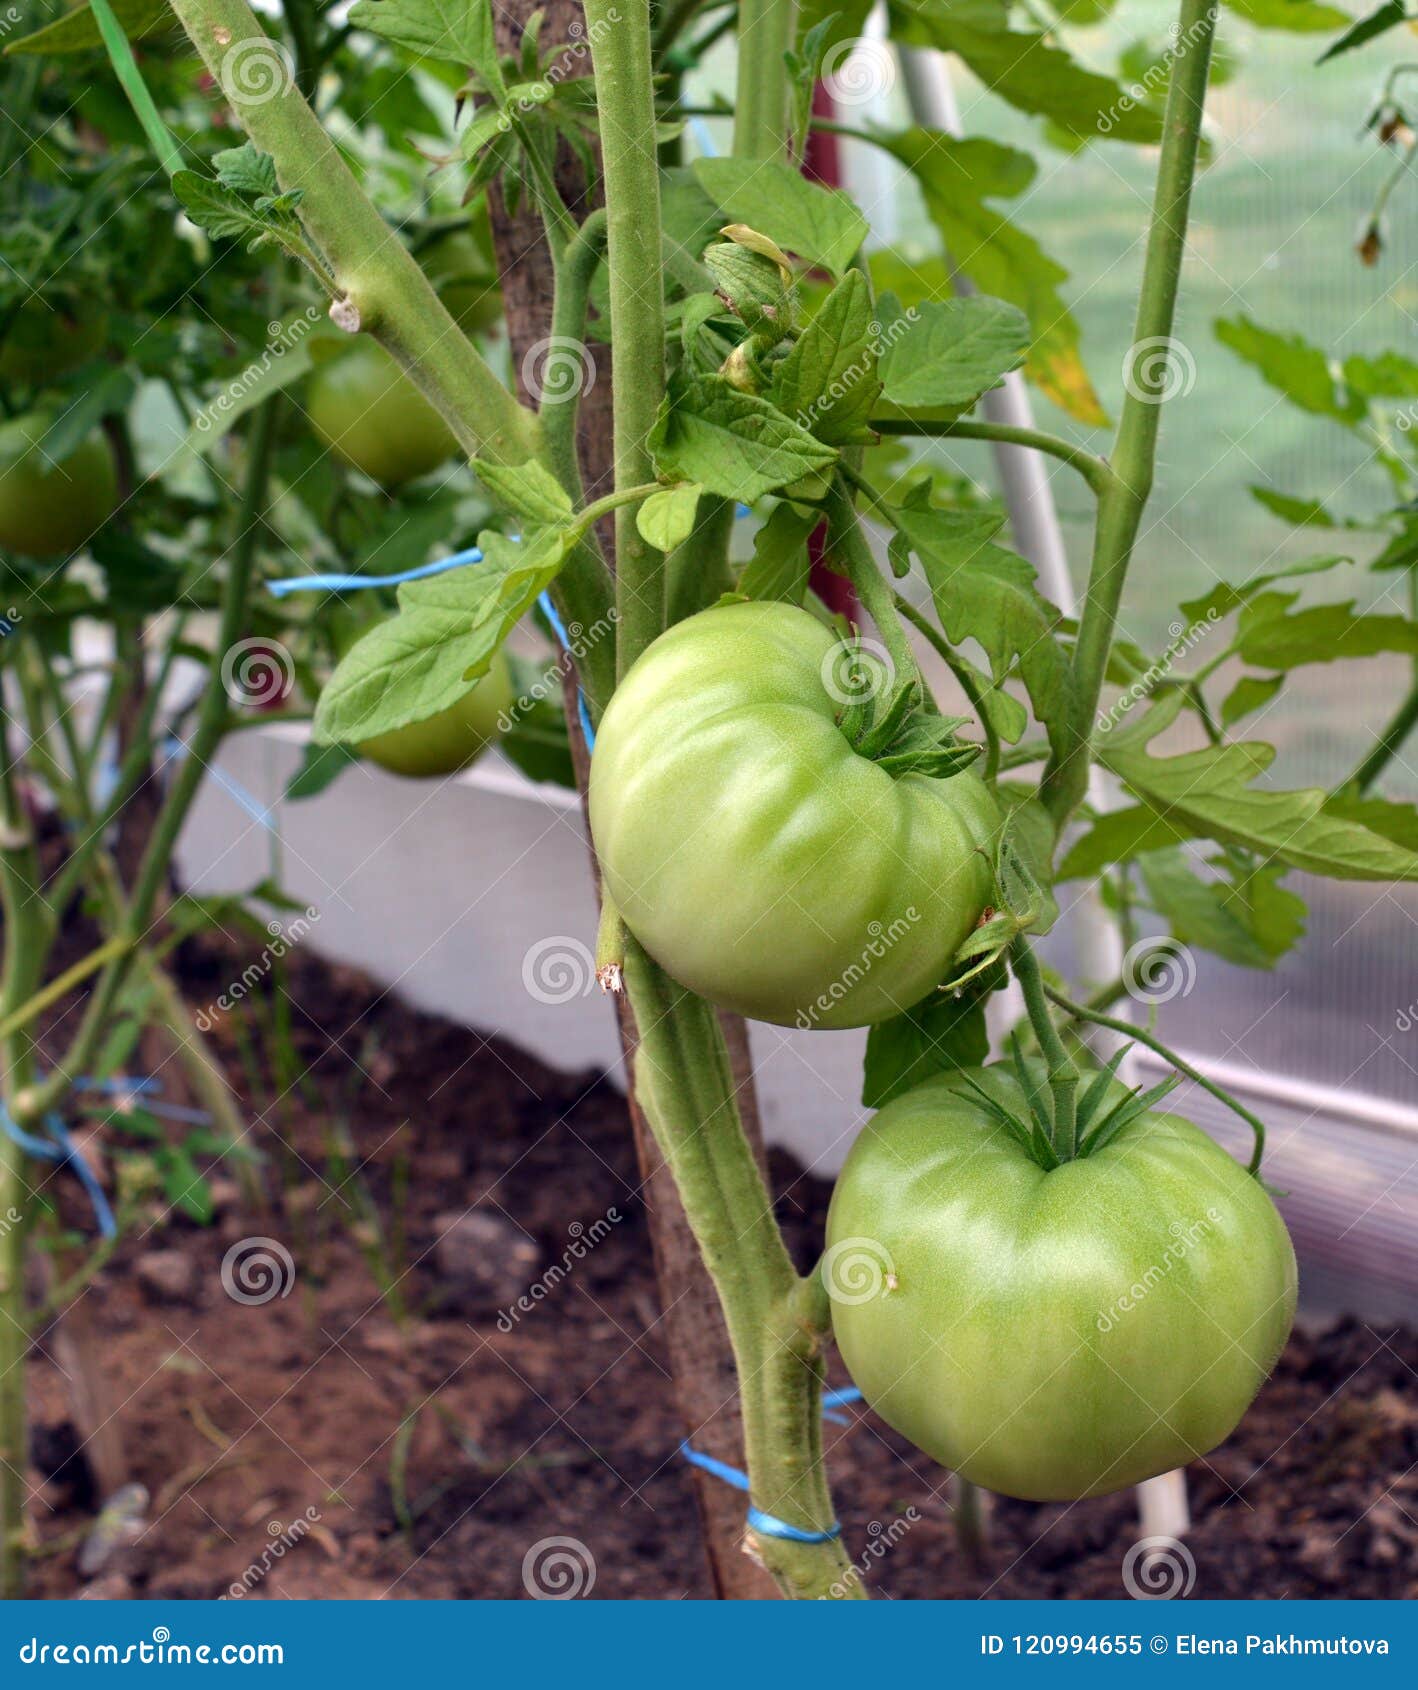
left=20, top=937, right=1418, bottom=1601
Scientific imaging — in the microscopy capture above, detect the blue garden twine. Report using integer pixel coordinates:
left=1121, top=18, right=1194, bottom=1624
left=677, top=1388, right=863, bottom=1544
left=0, top=1102, right=117, bottom=1239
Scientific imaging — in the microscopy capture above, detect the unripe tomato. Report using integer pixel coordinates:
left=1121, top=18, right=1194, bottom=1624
left=826, top=1064, right=1297, bottom=1500
left=0, top=299, right=108, bottom=388
left=357, top=647, right=516, bottom=778
left=305, top=341, right=459, bottom=489
left=588, top=601, right=1000, bottom=1028
left=0, top=414, right=118, bottom=558
left=423, top=232, right=504, bottom=338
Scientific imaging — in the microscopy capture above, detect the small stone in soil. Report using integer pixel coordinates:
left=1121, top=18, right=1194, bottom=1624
left=135, top=1250, right=198, bottom=1305
left=431, top=1210, right=541, bottom=1316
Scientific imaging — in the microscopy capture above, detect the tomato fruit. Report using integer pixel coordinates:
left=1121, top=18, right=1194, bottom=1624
left=826, top=1063, right=1297, bottom=1500
left=357, top=647, right=516, bottom=778
left=588, top=601, right=1000, bottom=1028
left=305, top=341, right=459, bottom=489
left=0, top=298, right=108, bottom=388
left=423, top=232, right=504, bottom=338
left=0, top=414, right=118, bottom=558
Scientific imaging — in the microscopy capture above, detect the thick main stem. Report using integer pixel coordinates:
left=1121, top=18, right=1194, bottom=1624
left=1042, top=0, right=1218, bottom=827
left=625, top=943, right=862, bottom=1598
left=733, top=0, right=798, bottom=160
left=585, top=0, right=668, bottom=674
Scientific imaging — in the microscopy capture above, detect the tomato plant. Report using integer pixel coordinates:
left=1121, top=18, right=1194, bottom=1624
left=590, top=601, right=999, bottom=1027
left=827, top=1062, right=1297, bottom=1501
left=0, top=415, right=117, bottom=558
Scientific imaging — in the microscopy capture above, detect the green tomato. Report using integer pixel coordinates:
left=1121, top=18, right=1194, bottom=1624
left=588, top=601, right=1000, bottom=1028
left=306, top=341, right=459, bottom=490
left=423, top=232, right=504, bottom=337
left=0, top=299, right=108, bottom=388
left=357, top=647, right=516, bottom=779
left=0, top=414, right=118, bottom=559
left=826, top=1064, right=1297, bottom=1501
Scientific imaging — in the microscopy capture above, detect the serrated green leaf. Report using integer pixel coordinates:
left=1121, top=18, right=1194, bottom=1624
left=473, top=456, right=574, bottom=525
left=1318, top=1, right=1407, bottom=61
left=1224, top=0, right=1351, bottom=29
left=1139, top=847, right=1306, bottom=969
left=769, top=271, right=880, bottom=445
left=637, top=484, right=702, bottom=553
left=738, top=501, right=818, bottom=603
left=650, top=374, right=837, bottom=501
left=1249, top=487, right=1336, bottom=527
left=348, top=0, right=504, bottom=95
left=876, top=292, right=1028, bottom=413
left=1220, top=672, right=1284, bottom=727
left=312, top=528, right=572, bottom=745
left=1238, top=602, right=1418, bottom=670
left=692, top=157, right=868, bottom=276
left=1215, top=315, right=1363, bottom=423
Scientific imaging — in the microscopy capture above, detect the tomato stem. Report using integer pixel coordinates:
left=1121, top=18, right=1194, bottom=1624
left=1010, top=939, right=1079, bottom=1159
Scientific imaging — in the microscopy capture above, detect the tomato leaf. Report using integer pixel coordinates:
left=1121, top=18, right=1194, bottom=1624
left=768, top=271, right=881, bottom=445
left=1220, top=672, right=1284, bottom=727
left=738, top=502, right=818, bottom=603
left=1214, top=316, right=1364, bottom=423
left=891, top=504, right=1074, bottom=765
left=472, top=456, right=574, bottom=526
left=861, top=979, right=994, bottom=1109
left=1237, top=601, right=1418, bottom=670
left=285, top=741, right=359, bottom=801
left=1138, top=848, right=1307, bottom=969
left=312, top=528, right=571, bottom=745
left=1223, top=0, right=1351, bottom=30
left=691, top=157, right=869, bottom=276
left=348, top=0, right=505, bottom=96
left=636, top=483, right=703, bottom=553
left=2, top=0, right=179, bottom=55
left=650, top=374, right=838, bottom=501
left=875, top=292, right=1028, bottom=414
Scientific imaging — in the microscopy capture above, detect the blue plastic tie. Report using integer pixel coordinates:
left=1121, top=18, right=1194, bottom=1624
left=161, top=736, right=276, bottom=832
left=0, top=1104, right=117, bottom=1239
left=678, top=1440, right=842, bottom=1544
left=821, top=1384, right=864, bottom=1425
left=266, top=545, right=485, bottom=598
left=536, top=590, right=596, bottom=753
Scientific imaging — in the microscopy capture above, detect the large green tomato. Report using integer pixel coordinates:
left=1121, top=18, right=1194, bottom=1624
left=357, top=647, right=516, bottom=778
left=306, top=341, right=459, bottom=489
left=0, top=414, right=118, bottom=558
left=0, top=299, right=108, bottom=388
left=826, top=1064, right=1297, bottom=1501
left=588, top=601, right=1000, bottom=1028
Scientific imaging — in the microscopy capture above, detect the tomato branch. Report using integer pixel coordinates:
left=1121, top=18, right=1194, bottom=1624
left=1042, top=0, right=1219, bottom=828
left=871, top=417, right=1117, bottom=499
left=733, top=0, right=798, bottom=160
left=1011, top=939, right=1079, bottom=1158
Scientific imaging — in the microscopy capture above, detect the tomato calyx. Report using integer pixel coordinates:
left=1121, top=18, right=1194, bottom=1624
left=956, top=1043, right=1184, bottom=1172
left=836, top=672, right=982, bottom=781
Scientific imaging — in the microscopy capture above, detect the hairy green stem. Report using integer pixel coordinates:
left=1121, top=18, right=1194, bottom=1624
left=894, top=593, right=1000, bottom=781
left=733, top=0, right=798, bottom=160
left=545, top=210, right=609, bottom=505
left=1042, top=0, right=1218, bottom=826
left=585, top=0, right=668, bottom=675
left=1041, top=982, right=1266, bottom=1175
left=1011, top=940, right=1078, bottom=1158
left=167, top=0, right=537, bottom=467
left=1350, top=678, right=1418, bottom=794
left=871, top=417, right=1116, bottom=498
left=624, top=942, right=863, bottom=1598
